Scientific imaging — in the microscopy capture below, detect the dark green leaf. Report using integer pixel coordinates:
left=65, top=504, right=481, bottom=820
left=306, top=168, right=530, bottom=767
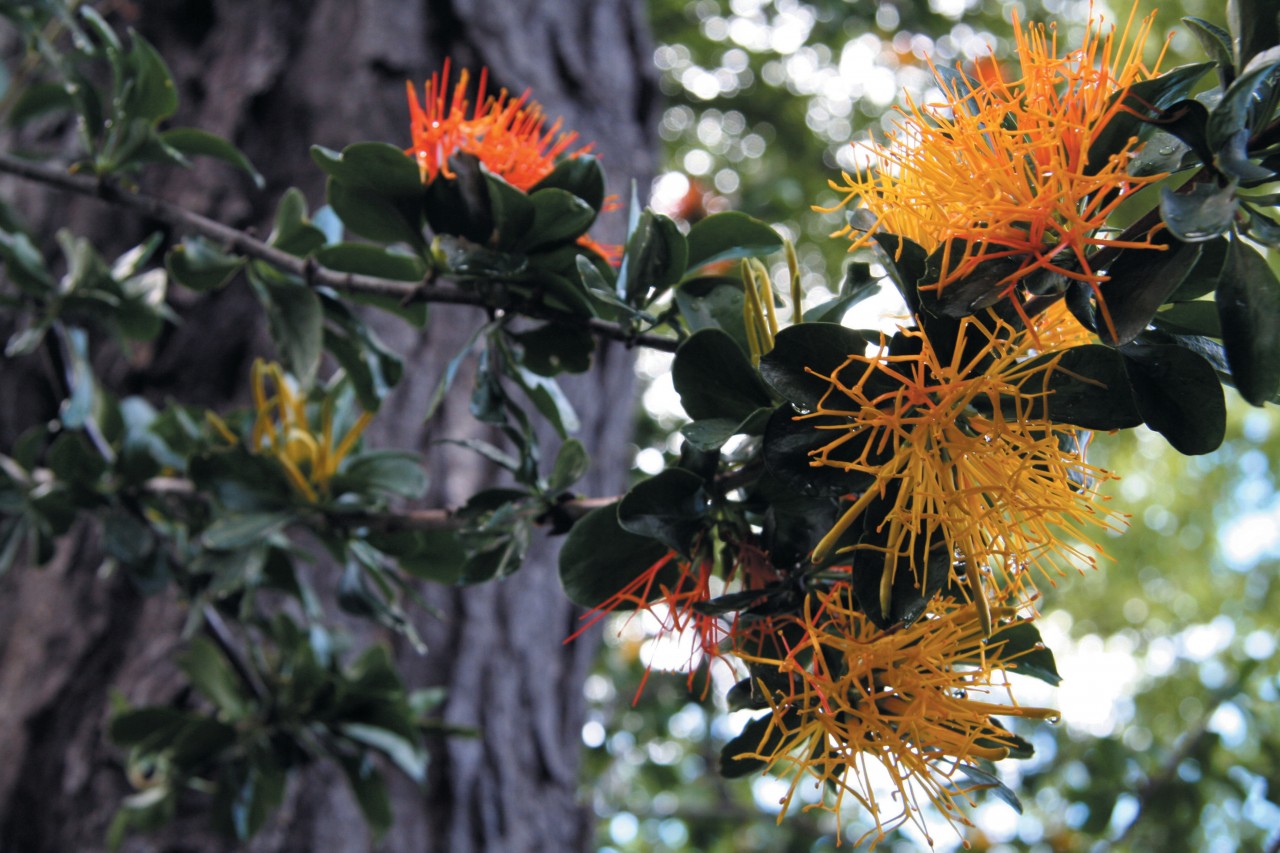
left=1084, top=63, right=1214, bottom=173
left=102, top=507, right=154, bottom=566
left=953, top=765, right=1024, bottom=814
left=1151, top=301, right=1222, bottom=338
left=339, top=723, right=427, bottom=784
left=558, top=503, right=670, bottom=608
left=617, top=468, right=709, bottom=555
left=1217, top=237, right=1280, bottom=404
left=338, top=755, right=392, bottom=838
left=547, top=438, right=589, bottom=493
left=1096, top=235, right=1201, bottom=345
left=6, top=80, right=75, bottom=128
left=1121, top=342, right=1226, bottom=455
left=759, top=323, right=870, bottom=409
left=988, top=620, right=1061, bottom=686
left=1207, top=59, right=1280, bottom=151
left=675, top=277, right=750, bottom=352
left=310, top=142, right=423, bottom=197
left=519, top=188, right=596, bottom=250
left=762, top=404, right=875, bottom=498
left=508, top=323, right=594, bottom=376
left=679, top=407, right=770, bottom=451
left=327, top=179, right=424, bottom=247
left=178, top=636, right=249, bottom=718
left=1183, top=18, right=1234, bottom=84
left=672, top=328, right=774, bottom=422
left=720, top=712, right=789, bottom=779
left=201, top=512, right=292, bottom=550
left=485, top=172, right=536, bottom=249
left=684, top=211, right=782, bottom=272
left=620, top=209, right=688, bottom=307
left=1229, top=0, right=1280, bottom=76
left=1030, top=345, right=1143, bottom=430
left=121, top=31, right=177, bottom=123
left=256, top=274, right=323, bottom=387
left=109, top=706, right=190, bottom=749
left=529, top=155, right=606, bottom=211
left=268, top=188, right=328, bottom=257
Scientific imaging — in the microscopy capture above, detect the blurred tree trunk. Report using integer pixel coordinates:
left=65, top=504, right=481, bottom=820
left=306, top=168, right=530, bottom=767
left=0, top=2, right=658, bottom=851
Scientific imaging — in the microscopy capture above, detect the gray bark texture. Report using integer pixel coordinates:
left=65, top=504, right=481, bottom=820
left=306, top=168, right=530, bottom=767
left=0, top=1, right=659, bottom=851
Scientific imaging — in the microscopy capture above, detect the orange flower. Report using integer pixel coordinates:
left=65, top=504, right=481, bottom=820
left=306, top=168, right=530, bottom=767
left=734, top=586, right=1056, bottom=848
left=406, top=60, right=587, bottom=190
left=407, top=61, right=622, bottom=264
left=803, top=316, right=1118, bottom=624
left=828, top=6, right=1170, bottom=324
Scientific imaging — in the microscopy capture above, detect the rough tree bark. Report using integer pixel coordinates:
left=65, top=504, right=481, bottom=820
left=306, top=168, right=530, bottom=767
left=0, top=1, right=658, bottom=851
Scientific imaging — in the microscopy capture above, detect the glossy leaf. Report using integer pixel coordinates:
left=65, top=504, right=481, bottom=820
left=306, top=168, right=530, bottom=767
left=547, top=438, right=589, bottom=493
left=1032, top=345, right=1143, bottom=430
left=1160, top=179, right=1239, bottom=243
left=334, top=450, right=428, bottom=499
left=558, top=503, right=669, bottom=608
left=519, top=188, right=596, bottom=250
left=617, top=468, right=709, bottom=555
left=672, top=328, right=774, bottom=422
left=256, top=274, right=323, bottom=387
left=1096, top=235, right=1201, bottom=345
left=987, top=620, right=1061, bottom=686
left=178, top=636, right=249, bottom=718
left=759, top=323, right=870, bottom=410
left=684, top=211, right=782, bottom=272
left=315, top=243, right=427, bottom=282
left=1121, top=342, right=1226, bottom=455
left=619, top=209, right=687, bottom=307
left=1217, top=237, right=1280, bottom=405
left=529, top=154, right=606, bottom=211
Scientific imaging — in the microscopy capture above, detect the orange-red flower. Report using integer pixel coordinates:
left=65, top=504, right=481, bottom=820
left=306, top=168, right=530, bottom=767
left=406, top=60, right=587, bottom=189
left=827, top=6, right=1171, bottom=323
left=406, top=61, right=621, bottom=263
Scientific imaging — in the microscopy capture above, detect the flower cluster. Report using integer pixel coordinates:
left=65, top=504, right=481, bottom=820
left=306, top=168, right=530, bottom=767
left=406, top=61, right=621, bottom=264
left=803, top=315, right=1118, bottom=623
left=208, top=360, right=372, bottom=503
left=735, top=586, right=1056, bottom=847
left=406, top=60, right=586, bottom=190
left=827, top=6, right=1170, bottom=324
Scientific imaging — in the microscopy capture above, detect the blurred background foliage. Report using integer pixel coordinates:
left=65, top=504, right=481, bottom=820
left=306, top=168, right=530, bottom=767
left=585, top=0, right=1280, bottom=850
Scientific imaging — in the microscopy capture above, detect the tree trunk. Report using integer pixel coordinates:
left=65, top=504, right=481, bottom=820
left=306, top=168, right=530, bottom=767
left=0, top=2, right=658, bottom=851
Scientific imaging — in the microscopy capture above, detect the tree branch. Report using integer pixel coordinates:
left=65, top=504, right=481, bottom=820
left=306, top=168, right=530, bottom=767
left=0, top=151, right=679, bottom=353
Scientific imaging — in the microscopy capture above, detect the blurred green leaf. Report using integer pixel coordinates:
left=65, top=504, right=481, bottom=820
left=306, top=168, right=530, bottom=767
left=160, top=128, right=264, bottom=188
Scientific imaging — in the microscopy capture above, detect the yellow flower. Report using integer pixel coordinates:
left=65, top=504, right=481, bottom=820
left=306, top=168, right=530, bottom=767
left=208, top=360, right=373, bottom=502
left=804, top=315, right=1117, bottom=625
left=828, top=6, right=1170, bottom=329
left=734, top=587, right=1056, bottom=848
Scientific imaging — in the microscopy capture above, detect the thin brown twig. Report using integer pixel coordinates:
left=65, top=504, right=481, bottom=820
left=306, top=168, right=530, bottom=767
left=0, top=151, right=679, bottom=353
